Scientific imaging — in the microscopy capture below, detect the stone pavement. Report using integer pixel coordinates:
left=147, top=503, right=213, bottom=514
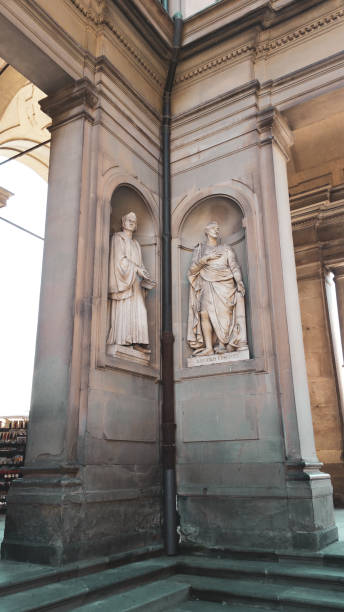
left=0, top=511, right=343, bottom=610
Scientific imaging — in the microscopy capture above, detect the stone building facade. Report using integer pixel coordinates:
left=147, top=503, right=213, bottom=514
left=0, top=0, right=343, bottom=564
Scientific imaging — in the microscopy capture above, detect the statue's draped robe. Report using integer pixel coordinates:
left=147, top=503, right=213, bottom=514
left=107, top=232, right=149, bottom=346
left=187, top=243, right=247, bottom=350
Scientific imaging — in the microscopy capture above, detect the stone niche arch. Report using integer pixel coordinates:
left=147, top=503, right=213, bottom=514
left=172, top=181, right=263, bottom=373
left=105, top=184, right=159, bottom=371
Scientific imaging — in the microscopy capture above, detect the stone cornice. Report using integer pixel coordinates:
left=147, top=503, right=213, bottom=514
left=115, top=0, right=173, bottom=50
left=40, top=78, right=98, bottom=127
left=69, top=0, right=165, bottom=88
left=175, top=41, right=255, bottom=85
left=182, top=0, right=326, bottom=51
left=333, top=264, right=344, bottom=280
left=70, top=0, right=105, bottom=24
left=177, top=3, right=344, bottom=87
left=295, top=260, right=323, bottom=280
left=68, top=1, right=344, bottom=93
left=291, top=188, right=344, bottom=263
left=104, top=18, right=164, bottom=88
left=294, top=241, right=344, bottom=269
left=257, top=4, right=344, bottom=58
left=257, top=107, right=293, bottom=159
left=291, top=200, right=344, bottom=231
left=95, top=56, right=161, bottom=122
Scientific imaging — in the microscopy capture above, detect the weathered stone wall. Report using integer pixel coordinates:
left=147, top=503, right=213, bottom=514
left=171, top=0, right=344, bottom=552
left=0, top=0, right=343, bottom=562
left=0, top=0, right=170, bottom=564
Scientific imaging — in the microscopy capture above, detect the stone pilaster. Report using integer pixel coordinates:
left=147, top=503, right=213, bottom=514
left=258, top=107, right=337, bottom=549
left=2, top=79, right=99, bottom=564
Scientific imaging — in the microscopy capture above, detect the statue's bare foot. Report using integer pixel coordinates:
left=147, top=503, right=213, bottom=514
left=227, top=345, right=236, bottom=353
left=215, top=344, right=226, bottom=354
left=196, top=348, right=214, bottom=356
left=192, top=348, right=205, bottom=356
left=133, top=344, right=151, bottom=354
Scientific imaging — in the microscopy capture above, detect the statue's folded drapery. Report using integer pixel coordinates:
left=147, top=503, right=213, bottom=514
left=107, top=232, right=149, bottom=346
left=187, top=243, right=247, bottom=350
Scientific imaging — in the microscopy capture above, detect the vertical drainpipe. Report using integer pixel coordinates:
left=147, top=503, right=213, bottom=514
left=161, top=13, right=183, bottom=556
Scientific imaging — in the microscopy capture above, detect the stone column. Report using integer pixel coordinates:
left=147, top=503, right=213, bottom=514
left=333, top=265, right=344, bottom=355
left=258, top=108, right=337, bottom=549
left=297, top=261, right=344, bottom=506
left=2, top=79, right=98, bottom=564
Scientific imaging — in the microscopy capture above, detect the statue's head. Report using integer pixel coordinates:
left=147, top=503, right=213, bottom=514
left=121, top=211, right=137, bottom=232
left=204, top=221, right=220, bottom=240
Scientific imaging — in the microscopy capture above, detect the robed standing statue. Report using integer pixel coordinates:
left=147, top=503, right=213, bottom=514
left=107, top=211, right=155, bottom=356
left=187, top=221, right=248, bottom=357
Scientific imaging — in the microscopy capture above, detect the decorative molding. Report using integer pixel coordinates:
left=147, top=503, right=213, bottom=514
left=291, top=200, right=344, bottom=231
left=332, top=264, right=344, bottom=281
left=104, top=19, right=164, bottom=88
left=70, top=0, right=105, bottom=24
left=69, top=0, right=164, bottom=88
left=64, top=1, right=344, bottom=92
left=257, top=107, right=293, bottom=159
left=296, top=260, right=323, bottom=281
left=176, top=5, right=344, bottom=86
left=290, top=184, right=344, bottom=232
left=256, top=6, right=344, bottom=58
left=40, top=78, right=98, bottom=126
left=175, top=42, right=255, bottom=85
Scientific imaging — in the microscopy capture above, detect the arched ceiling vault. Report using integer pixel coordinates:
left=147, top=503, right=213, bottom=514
left=0, top=58, right=50, bottom=181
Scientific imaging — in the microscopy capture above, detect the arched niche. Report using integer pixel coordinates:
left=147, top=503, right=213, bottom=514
left=110, top=185, right=156, bottom=238
left=179, top=195, right=252, bottom=362
left=108, top=185, right=158, bottom=366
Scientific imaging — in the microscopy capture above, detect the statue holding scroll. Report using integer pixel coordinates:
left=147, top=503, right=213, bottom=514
left=187, top=221, right=248, bottom=357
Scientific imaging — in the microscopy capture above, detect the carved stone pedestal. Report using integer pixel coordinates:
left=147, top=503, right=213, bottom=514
left=187, top=348, right=249, bottom=368
left=107, top=344, right=151, bottom=366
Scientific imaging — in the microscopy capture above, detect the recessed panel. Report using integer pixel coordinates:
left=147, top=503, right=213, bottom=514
left=104, top=394, right=157, bottom=442
left=181, top=394, right=258, bottom=442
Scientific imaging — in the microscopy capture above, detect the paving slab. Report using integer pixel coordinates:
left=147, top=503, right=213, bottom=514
left=169, top=603, right=274, bottom=611
left=0, top=558, right=177, bottom=612
left=74, top=578, right=189, bottom=611
left=174, top=574, right=344, bottom=610
left=178, top=554, right=344, bottom=588
left=0, top=545, right=166, bottom=595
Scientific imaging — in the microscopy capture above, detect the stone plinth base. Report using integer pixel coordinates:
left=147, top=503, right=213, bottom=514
left=107, top=344, right=150, bottom=366
left=1, top=466, right=161, bottom=565
left=187, top=347, right=249, bottom=368
left=178, top=465, right=338, bottom=553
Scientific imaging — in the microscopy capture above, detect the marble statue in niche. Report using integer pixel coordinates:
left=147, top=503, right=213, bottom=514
left=107, top=211, right=156, bottom=364
left=187, top=221, right=249, bottom=367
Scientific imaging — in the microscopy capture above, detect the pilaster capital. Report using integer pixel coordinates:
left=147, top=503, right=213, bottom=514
left=332, top=264, right=344, bottom=283
left=295, top=260, right=323, bottom=282
left=40, top=78, right=98, bottom=130
left=257, top=107, right=294, bottom=160
left=0, top=186, right=13, bottom=208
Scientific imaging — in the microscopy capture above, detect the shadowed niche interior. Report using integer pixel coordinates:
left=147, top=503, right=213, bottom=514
left=108, top=185, right=158, bottom=366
